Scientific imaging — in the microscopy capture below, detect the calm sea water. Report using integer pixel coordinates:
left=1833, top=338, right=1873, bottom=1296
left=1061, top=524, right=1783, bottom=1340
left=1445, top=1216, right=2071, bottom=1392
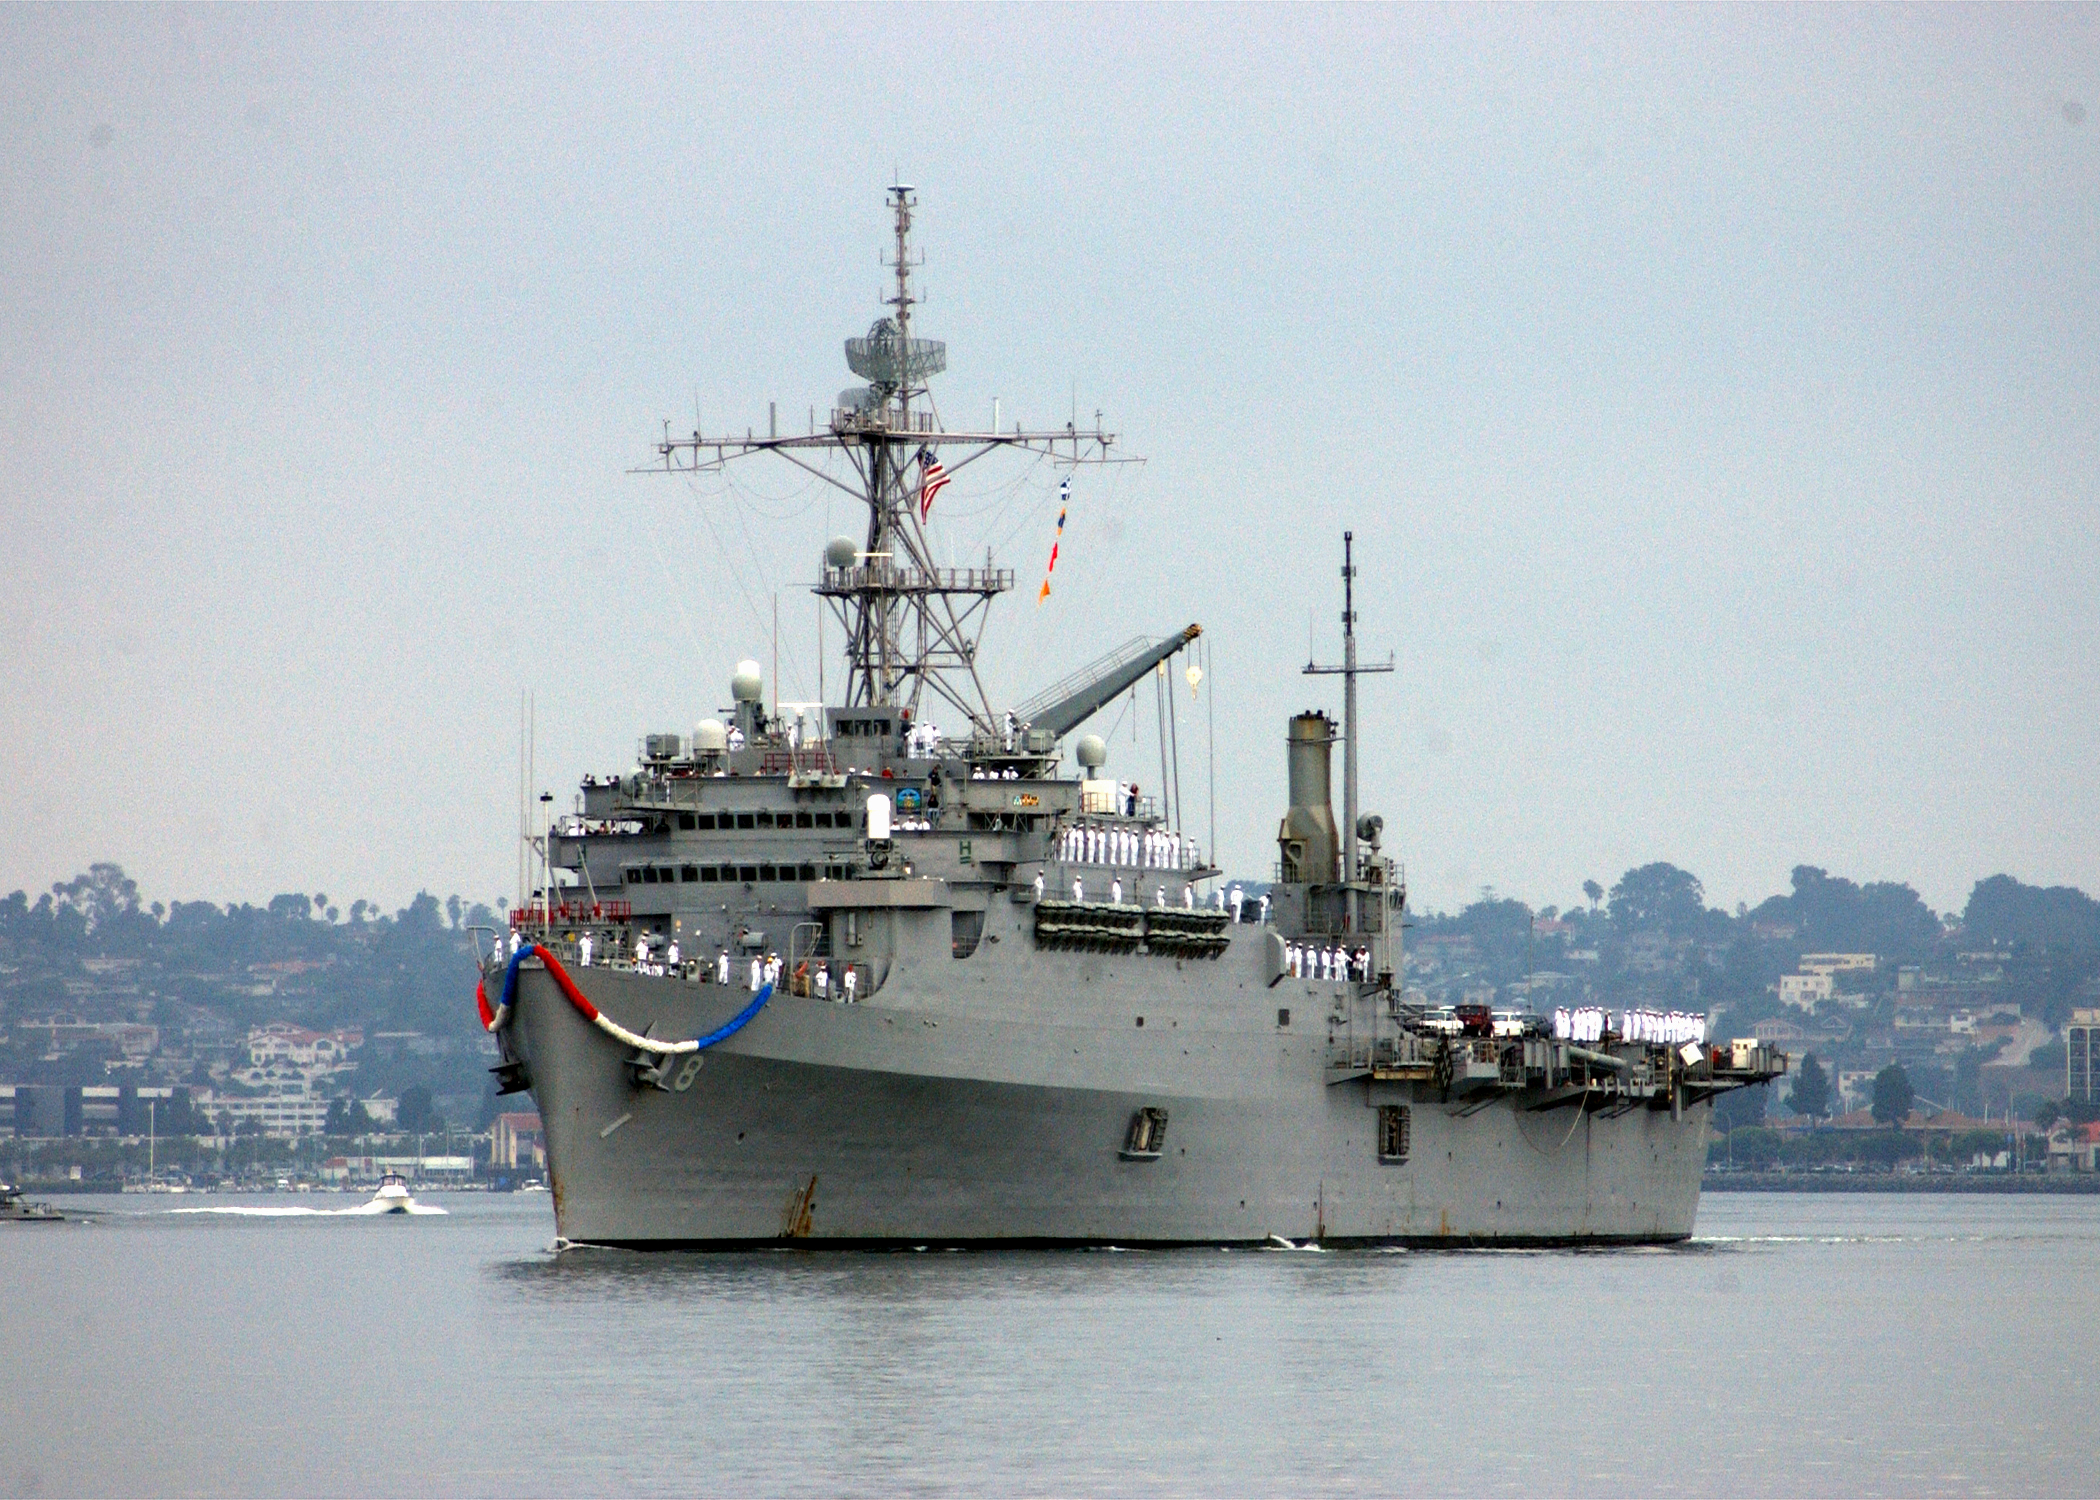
left=4, top=1191, right=2095, bottom=1497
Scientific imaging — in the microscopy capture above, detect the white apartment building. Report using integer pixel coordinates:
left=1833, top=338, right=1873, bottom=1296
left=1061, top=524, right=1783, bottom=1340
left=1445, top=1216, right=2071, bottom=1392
left=1779, top=972, right=1835, bottom=1010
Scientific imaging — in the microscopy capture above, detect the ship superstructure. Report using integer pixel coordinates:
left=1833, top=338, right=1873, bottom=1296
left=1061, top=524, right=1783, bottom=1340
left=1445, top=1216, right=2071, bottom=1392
left=479, top=189, right=1785, bottom=1248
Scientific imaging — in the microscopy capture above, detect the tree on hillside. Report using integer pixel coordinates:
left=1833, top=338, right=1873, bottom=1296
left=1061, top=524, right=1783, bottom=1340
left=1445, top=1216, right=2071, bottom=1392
left=397, top=1084, right=443, bottom=1134
left=1963, top=875, right=2100, bottom=953
left=1609, top=863, right=1711, bottom=936
left=1768, top=866, right=1941, bottom=958
left=1582, top=879, right=1603, bottom=913
left=1871, top=1064, right=1915, bottom=1128
left=1788, top=1053, right=1832, bottom=1120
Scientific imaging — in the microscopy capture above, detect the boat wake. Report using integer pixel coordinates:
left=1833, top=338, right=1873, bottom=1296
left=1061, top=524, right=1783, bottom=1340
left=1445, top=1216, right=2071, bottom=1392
left=167, top=1202, right=448, bottom=1217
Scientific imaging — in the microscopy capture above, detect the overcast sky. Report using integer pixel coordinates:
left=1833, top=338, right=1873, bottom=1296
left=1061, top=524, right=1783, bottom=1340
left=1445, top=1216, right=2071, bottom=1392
left=3, top=4, right=2095, bottom=919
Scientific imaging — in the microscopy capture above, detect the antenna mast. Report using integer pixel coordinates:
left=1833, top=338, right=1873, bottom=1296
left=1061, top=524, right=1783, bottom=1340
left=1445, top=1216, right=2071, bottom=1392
left=642, top=188, right=1137, bottom=732
left=1305, top=531, right=1393, bottom=884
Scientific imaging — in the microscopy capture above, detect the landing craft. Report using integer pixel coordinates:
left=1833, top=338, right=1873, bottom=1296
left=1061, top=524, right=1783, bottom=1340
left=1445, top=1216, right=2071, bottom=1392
left=477, top=188, right=1785, bottom=1248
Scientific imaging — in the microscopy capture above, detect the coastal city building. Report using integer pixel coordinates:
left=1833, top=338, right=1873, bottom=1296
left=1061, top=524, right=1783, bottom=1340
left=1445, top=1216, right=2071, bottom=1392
left=1799, top=953, right=1877, bottom=976
left=1779, top=972, right=1835, bottom=1010
left=491, top=1111, right=545, bottom=1170
left=2070, top=1009, right=2100, bottom=1105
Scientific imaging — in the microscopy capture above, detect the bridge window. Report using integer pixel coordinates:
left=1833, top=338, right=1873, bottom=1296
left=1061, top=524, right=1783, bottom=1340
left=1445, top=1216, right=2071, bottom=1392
left=736, top=813, right=756, bottom=831
left=756, top=812, right=774, bottom=828
left=679, top=865, right=699, bottom=883
left=699, top=867, right=719, bottom=883
left=677, top=813, right=695, bottom=831
left=759, top=864, right=778, bottom=882
left=798, top=863, right=818, bottom=882
left=694, top=813, right=717, bottom=831
left=795, top=811, right=814, bottom=829
left=737, top=865, right=758, bottom=883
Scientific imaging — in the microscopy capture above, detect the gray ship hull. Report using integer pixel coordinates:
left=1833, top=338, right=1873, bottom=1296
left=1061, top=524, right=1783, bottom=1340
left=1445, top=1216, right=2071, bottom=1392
left=506, top=921, right=1713, bottom=1249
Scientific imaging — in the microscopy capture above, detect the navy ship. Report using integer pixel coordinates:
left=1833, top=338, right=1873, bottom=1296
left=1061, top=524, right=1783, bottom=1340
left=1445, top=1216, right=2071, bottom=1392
left=478, top=187, right=1784, bottom=1248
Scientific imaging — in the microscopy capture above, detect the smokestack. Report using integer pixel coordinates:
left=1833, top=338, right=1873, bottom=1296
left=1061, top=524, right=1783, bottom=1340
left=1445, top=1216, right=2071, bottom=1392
left=1277, top=712, right=1338, bottom=884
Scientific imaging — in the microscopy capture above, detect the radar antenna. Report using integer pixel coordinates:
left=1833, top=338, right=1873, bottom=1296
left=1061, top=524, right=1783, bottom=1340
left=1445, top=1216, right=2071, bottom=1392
left=640, top=186, right=1139, bottom=732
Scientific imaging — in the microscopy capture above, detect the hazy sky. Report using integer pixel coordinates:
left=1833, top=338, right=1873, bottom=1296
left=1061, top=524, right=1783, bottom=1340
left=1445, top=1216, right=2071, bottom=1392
left=4, top=4, right=2095, bottom=919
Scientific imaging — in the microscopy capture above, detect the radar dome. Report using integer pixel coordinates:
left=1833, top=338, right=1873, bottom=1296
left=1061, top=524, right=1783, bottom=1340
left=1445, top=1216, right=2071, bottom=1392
left=731, top=660, right=764, bottom=703
left=1076, top=734, right=1108, bottom=771
left=824, top=536, right=858, bottom=569
left=693, top=719, right=729, bottom=753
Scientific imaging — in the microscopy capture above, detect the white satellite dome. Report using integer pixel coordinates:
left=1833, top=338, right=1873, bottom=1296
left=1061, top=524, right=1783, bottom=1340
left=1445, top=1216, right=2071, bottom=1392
left=1076, top=734, right=1108, bottom=771
left=692, top=719, right=729, bottom=753
left=730, top=660, right=764, bottom=703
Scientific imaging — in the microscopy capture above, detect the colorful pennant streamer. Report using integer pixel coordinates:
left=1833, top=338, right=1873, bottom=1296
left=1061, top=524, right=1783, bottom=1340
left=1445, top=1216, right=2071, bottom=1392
left=1037, top=476, right=1069, bottom=604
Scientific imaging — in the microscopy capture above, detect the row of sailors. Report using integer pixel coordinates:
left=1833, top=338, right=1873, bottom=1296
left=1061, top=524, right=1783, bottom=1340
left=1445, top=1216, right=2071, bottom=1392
left=1027, top=872, right=1277, bottom=923
left=1056, top=823, right=1193, bottom=870
left=599, top=935, right=870, bottom=1003
left=1284, top=943, right=1374, bottom=984
left=1552, top=1007, right=1708, bottom=1046
left=1039, top=872, right=1201, bottom=908
left=554, top=817, right=645, bottom=837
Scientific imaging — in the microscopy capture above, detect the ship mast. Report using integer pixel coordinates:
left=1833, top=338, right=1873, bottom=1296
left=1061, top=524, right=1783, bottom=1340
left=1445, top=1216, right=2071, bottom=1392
left=643, top=186, right=1134, bottom=733
left=1305, top=532, right=1393, bottom=916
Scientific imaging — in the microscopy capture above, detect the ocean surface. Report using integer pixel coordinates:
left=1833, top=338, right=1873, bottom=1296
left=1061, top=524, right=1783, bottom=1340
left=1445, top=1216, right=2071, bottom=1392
left=4, top=1191, right=2095, bottom=1497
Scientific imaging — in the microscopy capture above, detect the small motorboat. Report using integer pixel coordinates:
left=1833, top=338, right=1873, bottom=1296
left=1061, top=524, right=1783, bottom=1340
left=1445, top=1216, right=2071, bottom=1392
left=368, top=1172, right=417, bottom=1214
left=0, top=1182, right=65, bottom=1223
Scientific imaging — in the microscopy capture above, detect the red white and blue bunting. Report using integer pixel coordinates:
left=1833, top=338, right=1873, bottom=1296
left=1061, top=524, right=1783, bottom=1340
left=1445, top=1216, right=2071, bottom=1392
left=478, top=943, right=775, bottom=1056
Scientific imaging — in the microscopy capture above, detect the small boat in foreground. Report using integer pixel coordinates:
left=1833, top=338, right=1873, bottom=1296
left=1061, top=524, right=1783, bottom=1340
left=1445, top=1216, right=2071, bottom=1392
left=368, top=1172, right=417, bottom=1214
left=0, top=1183, right=65, bottom=1223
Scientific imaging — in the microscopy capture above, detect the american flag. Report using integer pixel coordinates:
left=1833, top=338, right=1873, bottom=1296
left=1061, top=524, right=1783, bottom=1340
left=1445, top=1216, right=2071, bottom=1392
left=917, top=447, right=951, bottom=522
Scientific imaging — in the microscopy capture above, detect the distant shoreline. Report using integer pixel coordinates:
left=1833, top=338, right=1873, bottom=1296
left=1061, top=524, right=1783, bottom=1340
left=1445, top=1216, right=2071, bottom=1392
left=1705, top=1173, right=2100, bottom=1194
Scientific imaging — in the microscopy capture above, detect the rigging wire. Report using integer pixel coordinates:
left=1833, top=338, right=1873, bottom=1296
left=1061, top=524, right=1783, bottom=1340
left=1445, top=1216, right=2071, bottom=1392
left=679, top=476, right=811, bottom=703
left=1205, top=635, right=1216, bottom=875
